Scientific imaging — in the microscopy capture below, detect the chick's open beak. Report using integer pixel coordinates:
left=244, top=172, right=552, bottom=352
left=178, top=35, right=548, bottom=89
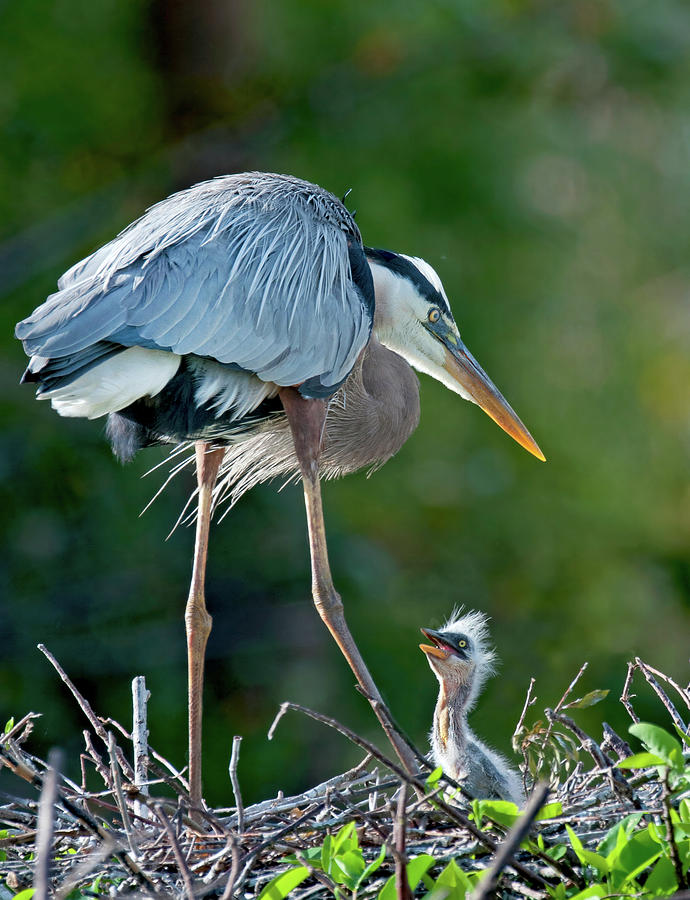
left=419, top=627, right=451, bottom=660
left=442, top=340, right=545, bottom=462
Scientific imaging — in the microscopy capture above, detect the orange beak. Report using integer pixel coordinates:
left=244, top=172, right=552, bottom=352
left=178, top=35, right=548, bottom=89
left=442, top=343, right=545, bottom=461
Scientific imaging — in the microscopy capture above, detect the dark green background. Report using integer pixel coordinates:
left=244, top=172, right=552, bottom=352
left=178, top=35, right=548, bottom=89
left=1, top=0, right=689, bottom=805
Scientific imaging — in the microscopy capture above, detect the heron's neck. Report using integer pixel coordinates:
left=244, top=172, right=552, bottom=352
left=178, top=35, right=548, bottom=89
left=433, top=678, right=473, bottom=756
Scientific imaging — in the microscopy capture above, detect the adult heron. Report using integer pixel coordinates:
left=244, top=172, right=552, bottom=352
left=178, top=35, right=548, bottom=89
left=16, top=172, right=544, bottom=804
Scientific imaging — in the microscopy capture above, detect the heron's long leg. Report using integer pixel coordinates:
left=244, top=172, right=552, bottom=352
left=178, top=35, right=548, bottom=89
left=279, top=388, right=417, bottom=776
left=186, top=441, right=225, bottom=814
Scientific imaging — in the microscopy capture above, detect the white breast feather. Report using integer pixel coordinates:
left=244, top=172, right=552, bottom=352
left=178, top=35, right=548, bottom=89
left=38, top=348, right=181, bottom=419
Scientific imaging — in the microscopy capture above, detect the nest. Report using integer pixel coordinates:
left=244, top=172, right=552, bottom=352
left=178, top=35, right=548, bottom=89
left=1, top=650, right=688, bottom=899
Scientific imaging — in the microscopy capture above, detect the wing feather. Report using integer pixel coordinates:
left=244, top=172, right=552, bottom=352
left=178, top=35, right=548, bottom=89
left=17, top=173, right=373, bottom=397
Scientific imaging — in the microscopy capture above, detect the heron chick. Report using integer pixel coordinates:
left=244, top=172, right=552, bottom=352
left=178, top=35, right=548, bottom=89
left=420, top=610, right=524, bottom=805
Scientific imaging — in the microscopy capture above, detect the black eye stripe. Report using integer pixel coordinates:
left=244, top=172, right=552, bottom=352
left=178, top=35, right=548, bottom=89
left=365, top=247, right=452, bottom=315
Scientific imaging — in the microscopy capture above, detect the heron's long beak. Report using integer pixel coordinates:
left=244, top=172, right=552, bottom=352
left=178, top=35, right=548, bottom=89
left=442, top=341, right=545, bottom=461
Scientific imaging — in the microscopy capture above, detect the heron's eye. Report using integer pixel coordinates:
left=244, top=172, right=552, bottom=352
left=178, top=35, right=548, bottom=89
left=458, top=639, right=467, bottom=648
left=428, top=307, right=441, bottom=324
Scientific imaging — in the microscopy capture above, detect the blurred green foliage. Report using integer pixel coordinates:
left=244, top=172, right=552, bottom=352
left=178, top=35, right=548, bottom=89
left=1, top=0, right=689, bottom=806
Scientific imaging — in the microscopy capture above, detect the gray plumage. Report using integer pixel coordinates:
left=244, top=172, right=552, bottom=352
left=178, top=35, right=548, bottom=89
left=420, top=609, right=525, bottom=806
left=17, top=173, right=372, bottom=398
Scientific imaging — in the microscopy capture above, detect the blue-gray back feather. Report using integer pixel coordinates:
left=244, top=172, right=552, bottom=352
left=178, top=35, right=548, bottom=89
left=16, top=173, right=374, bottom=397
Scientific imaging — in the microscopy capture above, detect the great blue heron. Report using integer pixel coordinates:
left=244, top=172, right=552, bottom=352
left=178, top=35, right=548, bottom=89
left=420, top=609, right=524, bottom=804
left=16, top=172, right=543, bottom=807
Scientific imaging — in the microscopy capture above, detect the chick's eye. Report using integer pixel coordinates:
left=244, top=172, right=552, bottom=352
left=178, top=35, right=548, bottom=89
left=428, top=308, right=441, bottom=324
left=458, top=640, right=467, bottom=648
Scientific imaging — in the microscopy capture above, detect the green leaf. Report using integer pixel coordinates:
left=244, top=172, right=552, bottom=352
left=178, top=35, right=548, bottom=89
left=378, top=855, right=435, bottom=900
left=616, top=752, right=667, bottom=769
left=629, top=723, right=684, bottom=770
left=564, top=689, right=609, bottom=710
left=644, top=854, right=678, bottom=896
left=11, top=892, right=36, bottom=900
left=356, top=844, right=386, bottom=888
left=535, top=801, right=563, bottom=821
left=425, top=766, right=443, bottom=790
left=674, top=724, right=690, bottom=747
left=320, top=834, right=332, bottom=873
left=431, top=858, right=475, bottom=898
left=608, top=828, right=662, bottom=890
left=598, top=814, right=643, bottom=857
left=3, top=718, right=14, bottom=735
left=566, top=825, right=608, bottom=876
left=566, top=886, right=607, bottom=899
left=332, top=821, right=358, bottom=854
left=477, top=799, right=520, bottom=828
left=257, top=866, right=309, bottom=900
left=332, top=849, right=366, bottom=888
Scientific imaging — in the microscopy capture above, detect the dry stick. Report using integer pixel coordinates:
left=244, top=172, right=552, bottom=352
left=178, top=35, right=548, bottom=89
left=154, top=805, right=197, bottom=900
left=601, top=723, right=633, bottom=761
left=55, top=841, right=115, bottom=900
left=545, top=710, right=636, bottom=805
left=2, top=712, right=41, bottom=745
left=470, top=781, right=550, bottom=900
left=211, top=837, right=240, bottom=898
left=38, top=644, right=135, bottom=781
left=83, top=729, right=114, bottom=786
left=33, top=748, right=62, bottom=900
left=132, top=676, right=152, bottom=823
left=635, top=658, right=688, bottom=732
left=393, top=785, right=412, bottom=900
left=661, top=770, right=688, bottom=891
left=222, top=801, right=328, bottom=897
left=620, top=661, right=641, bottom=724
left=0, top=744, right=159, bottom=895
left=228, top=736, right=245, bottom=835
left=108, top=731, right=138, bottom=860
left=641, top=662, right=690, bottom=713
left=513, top=678, right=537, bottom=744
left=268, top=701, right=549, bottom=892
left=536, top=664, right=588, bottom=775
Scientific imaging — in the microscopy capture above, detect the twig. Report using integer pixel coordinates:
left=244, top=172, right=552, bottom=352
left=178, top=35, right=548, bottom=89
left=55, top=840, right=115, bottom=900
left=225, top=802, right=328, bottom=896
left=0, top=743, right=159, bottom=894
left=601, top=723, right=632, bottom=761
left=513, top=678, right=537, bottom=745
left=545, top=710, right=636, bottom=804
left=661, top=769, right=688, bottom=890
left=132, top=676, right=152, bottom=823
left=154, top=804, right=197, bottom=899
left=38, top=644, right=135, bottom=780
left=83, top=730, right=113, bottom=786
left=470, top=781, right=550, bottom=900
left=228, top=736, right=245, bottom=834
left=108, top=732, right=137, bottom=858
left=635, top=658, right=688, bottom=733
left=2, top=712, right=41, bottom=746
left=393, top=785, right=411, bottom=900
left=638, top=660, right=690, bottom=713
left=33, top=748, right=62, bottom=900
left=621, top=661, right=641, bottom=724
left=215, top=836, right=240, bottom=899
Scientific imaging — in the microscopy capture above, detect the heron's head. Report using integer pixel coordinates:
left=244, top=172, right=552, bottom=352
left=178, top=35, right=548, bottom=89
left=419, top=608, right=496, bottom=709
left=365, top=248, right=544, bottom=461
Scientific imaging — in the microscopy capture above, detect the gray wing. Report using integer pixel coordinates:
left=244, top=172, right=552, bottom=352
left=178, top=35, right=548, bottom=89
left=16, top=173, right=373, bottom=396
